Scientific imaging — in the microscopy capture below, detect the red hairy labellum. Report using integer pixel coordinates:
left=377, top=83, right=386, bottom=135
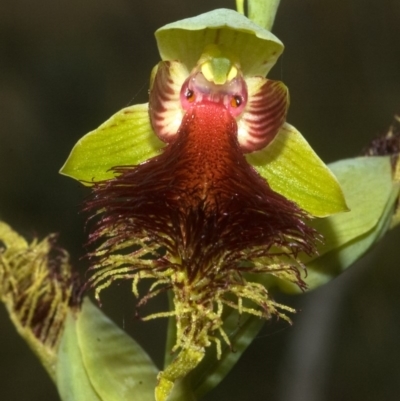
left=86, top=103, right=316, bottom=281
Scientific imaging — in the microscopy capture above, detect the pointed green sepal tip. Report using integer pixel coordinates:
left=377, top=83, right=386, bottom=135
left=155, top=8, right=283, bottom=77
left=59, top=104, right=164, bottom=185
left=302, top=156, right=399, bottom=289
left=247, top=123, right=349, bottom=217
left=57, top=298, right=158, bottom=401
left=267, top=156, right=399, bottom=293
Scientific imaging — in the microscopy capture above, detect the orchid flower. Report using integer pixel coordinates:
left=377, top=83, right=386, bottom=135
left=1, top=4, right=400, bottom=401
left=60, top=8, right=347, bottom=400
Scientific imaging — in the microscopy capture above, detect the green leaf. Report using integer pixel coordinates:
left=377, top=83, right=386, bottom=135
left=75, top=298, right=158, bottom=401
left=155, top=8, right=283, bottom=77
left=309, top=157, right=394, bottom=256
left=57, top=311, right=102, bottom=401
left=271, top=156, right=399, bottom=293
left=303, top=188, right=397, bottom=290
left=302, top=156, right=399, bottom=290
left=57, top=299, right=158, bottom=401
left=247, top=123, right=348, bottom=217
left=60, top=104, right=164, bottom=184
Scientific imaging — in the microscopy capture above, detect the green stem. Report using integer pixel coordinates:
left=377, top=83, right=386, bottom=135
left=236, top=0, right=245, bottom=14
left=164, top=290, right=177, bottom=368
left=167, top=378, right=197, bottom=401
left=237, top=0, right=282, bottom=31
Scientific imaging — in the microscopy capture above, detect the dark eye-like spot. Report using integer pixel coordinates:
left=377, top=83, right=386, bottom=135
left=230, top=95, right=242, bottom=108
left=185, top=88, right=195, bottom=102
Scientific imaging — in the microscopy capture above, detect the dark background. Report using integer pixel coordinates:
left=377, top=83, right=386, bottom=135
left=1, top=0, right=400, bottom=400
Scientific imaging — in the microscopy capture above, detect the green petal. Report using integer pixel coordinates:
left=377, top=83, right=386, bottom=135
left=76, top=298, right=157, bottom=401
left=60, top=104, right=164, bottom=184
left=155, top=8, right=283, bottom=77
left=57, top=312, right=102, bottom=401
left=246, top=123, right=348, bottom=217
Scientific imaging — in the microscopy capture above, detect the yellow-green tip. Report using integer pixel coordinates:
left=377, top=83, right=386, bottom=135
left=198, top=44, right=239, bottom=85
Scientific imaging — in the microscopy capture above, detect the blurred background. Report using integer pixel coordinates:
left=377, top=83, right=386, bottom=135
left=1, top=0, right=399, bottom=400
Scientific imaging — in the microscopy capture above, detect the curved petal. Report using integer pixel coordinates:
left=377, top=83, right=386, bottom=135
left=238, top=77, right=288, bottom=152
left=60, top=104, right=165, bottom=184
left=149, top=61, right=188, bottom=142
left=156, top=8, right=283, bottom=77
left=246, top=123, right=348, bottom=217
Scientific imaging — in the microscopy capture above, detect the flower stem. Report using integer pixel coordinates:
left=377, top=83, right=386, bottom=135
left=236, top=0, right=245, bottom=14
left=167, top=377, right=197, bottom=401
left=237, top=0, right=282, bottom=30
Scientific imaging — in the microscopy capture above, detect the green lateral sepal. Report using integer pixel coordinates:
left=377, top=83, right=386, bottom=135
left=60, top=104, right=164, bottom=184
left=247, top=123, right=348, bottom=217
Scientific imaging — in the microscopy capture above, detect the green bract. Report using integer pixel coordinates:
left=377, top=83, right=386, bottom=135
left=57, top=298, right=157, bottom=401
left=303, top=156, right=399, bottom=289
left=271, top=155, right=400, bottom=293
left=57, top=313, right=102, bottom=401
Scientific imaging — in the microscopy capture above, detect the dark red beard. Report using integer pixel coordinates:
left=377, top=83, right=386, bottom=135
left=86, top=103, right=317, bottom=281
